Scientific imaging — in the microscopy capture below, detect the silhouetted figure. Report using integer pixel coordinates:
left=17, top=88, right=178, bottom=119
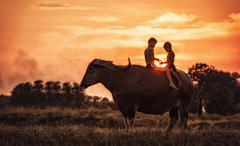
left=144, top=37, right=160, bottom=69
left=161, top=42, right=182, bottom=89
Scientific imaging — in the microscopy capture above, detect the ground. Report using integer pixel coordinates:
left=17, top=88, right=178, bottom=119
left=0, top=107, right=240, bottom=146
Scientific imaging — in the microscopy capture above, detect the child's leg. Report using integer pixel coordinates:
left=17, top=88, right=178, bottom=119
left=166, top=69, right=178, bottom=90
left=170, top=69, right=182, bottom=87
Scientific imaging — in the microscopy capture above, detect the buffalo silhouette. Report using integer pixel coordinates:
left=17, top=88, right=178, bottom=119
left=80, top=58, right=202, bottom=132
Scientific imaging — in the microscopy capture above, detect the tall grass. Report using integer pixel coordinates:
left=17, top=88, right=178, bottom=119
left=0, top=107, right=240, bottom=146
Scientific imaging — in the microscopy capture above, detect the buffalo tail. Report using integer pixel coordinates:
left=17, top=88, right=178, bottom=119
left=194, top=87, right=202, bottom=117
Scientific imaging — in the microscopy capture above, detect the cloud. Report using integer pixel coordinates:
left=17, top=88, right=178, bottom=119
left=147, top=12, right=196, bottom=26
left=229, top=13, right=240, bottom=21
left=45, top=12, right=240, bottom=58
left=8, top=50, right=44, bottom=85
left=35, top=3, right=96, bottom=10
left=85, top=15, right=119, bottom=22
left=0, top=76, right=4, bottom=90
left=59, top=23, right=229, bottom=50
left=37, top=3, right=71, bottom=8
left=39, top=12, right=240, bottom=51
left=14, top=50, right=38, bottom=71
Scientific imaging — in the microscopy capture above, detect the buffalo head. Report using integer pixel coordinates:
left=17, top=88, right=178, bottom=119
left=80, top=58, right=131, bottom=89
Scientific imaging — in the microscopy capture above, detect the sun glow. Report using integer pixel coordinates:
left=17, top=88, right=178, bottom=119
left=154, top=60, right=167, bottom=68
left=1, top=0, right=240, bottom=99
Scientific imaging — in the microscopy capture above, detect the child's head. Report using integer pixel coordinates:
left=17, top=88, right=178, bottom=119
left=163, top=42, right=172, bottom=52
left=148, top=37, right=157, bottom=47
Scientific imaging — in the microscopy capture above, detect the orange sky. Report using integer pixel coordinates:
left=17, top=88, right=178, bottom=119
left=1, top=0, right=240, bottom=99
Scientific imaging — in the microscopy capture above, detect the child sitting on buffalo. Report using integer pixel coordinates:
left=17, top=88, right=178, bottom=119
left=144, top=39, right=182, bottom=90
left=161, top=42, right=182, bottom=89
left=144, top=37, right=160, bottom=69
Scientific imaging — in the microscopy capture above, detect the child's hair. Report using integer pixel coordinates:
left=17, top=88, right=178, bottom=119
left=163, top=42, right=171, bottom=49
left=148, top=37, right=157, bottom=44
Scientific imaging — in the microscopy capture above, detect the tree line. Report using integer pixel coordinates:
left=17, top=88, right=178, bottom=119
left=0, top=62, right=240, bottom=115
left=188, top=63, right=240, bottom=115
left=9, top=81, right=85, bottom=108
left=0, top=80, right=117, bottom=110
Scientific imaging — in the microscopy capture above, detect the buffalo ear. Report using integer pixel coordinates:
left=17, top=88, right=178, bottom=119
left=118, top=57, right=131, bottom=71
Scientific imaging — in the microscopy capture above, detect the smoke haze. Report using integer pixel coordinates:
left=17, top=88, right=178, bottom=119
left=1, top=0, right=240, bottom=99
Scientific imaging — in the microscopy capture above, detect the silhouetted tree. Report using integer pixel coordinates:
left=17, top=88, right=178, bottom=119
left=72, top=83, right=80, bottom=95
left=86, top=96, right=93, bottom=103
left=233, top=83, right=240, bottom=112
left=33, top=80, right=44, bottom=93
left=53, top=81, right=61, bottom=94
left=93, top=96, right=101, bottom=103
left=101, top=97, right=110, bottom=103
left=32, top=80, right=46, bottom=107
left=188, top=93, right=199, bottom=114
left=188, top=63, right=215, bottom=90
left=45, top=81, right=55, bottom=106
left=231, top=72, right=240, bottom=112
left=62, top=82, right=73, bottom=105
left=11, top=82, right=33, bottom=106
left=62, top=82, right=71, bottom=95
left=45, top=81, right=54, bottom=94
left=72, top=82, right=84, bottom=108
left=0, top=94, right=10, bottom=108
left=188, top=63, right=240, bottom=115
left=203, top=71, right=235, bottom=115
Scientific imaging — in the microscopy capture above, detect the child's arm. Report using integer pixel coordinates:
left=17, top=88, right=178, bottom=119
left=167, top=51, right=175, bottom=65
left=161, top=51, right=174, bottom=65
left=160, top=61, right=168, bottom=65
left=150, top=48, right=160, bottom=63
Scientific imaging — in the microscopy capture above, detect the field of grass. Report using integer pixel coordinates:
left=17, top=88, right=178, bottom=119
left=0, top=107, right=240, bottom=146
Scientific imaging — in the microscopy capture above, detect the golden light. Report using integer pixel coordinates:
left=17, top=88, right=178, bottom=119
left=154, top=59, right=167, bottom=68
left=202, top=106, right=206, bottom=113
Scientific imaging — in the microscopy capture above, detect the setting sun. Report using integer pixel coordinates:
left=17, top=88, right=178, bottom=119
left=154, top=60, right=167, bottom=68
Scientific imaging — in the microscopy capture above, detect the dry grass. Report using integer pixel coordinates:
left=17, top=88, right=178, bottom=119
left=0, top=107, right=240, bottom=146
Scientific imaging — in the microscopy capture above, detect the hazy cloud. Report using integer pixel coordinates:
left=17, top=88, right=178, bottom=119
left=59, top=13, right=237, bottom=48
left=37, top=3, right=70, bottom=8
left=0, top=76, right=4, bottom=90
left=229, top=13, right=240, bottom=21
left=85, top=15, right=119, bottom=22
left=1, top=0, right=240, bottom=99
left=35, top=3, right=96, bottom=10
left=8, top=50, right=44, bottom=85
left=147, top=12, right=196, bottom=26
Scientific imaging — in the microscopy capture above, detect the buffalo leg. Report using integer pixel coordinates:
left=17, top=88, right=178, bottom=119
left=167, top=107, right=179, bottom=131
left=121, top=111, right=129, bottom=131
left=124, top=117, right=129, bottom=131
left=127, top=105, right=137, bottom=132
left=179, top=105, right=189, bottom=130
left=117, top=103, right=129, bottom=131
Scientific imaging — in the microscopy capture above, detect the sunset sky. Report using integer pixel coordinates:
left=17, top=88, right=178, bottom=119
left=1, top=0, right=240, bottom=99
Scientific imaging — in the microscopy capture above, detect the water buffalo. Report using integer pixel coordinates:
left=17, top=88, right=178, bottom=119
left=80, top=58, right=202, bottom=132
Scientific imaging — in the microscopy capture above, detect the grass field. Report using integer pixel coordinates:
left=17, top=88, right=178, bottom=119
left=0, top=107, right=240, bottom=146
